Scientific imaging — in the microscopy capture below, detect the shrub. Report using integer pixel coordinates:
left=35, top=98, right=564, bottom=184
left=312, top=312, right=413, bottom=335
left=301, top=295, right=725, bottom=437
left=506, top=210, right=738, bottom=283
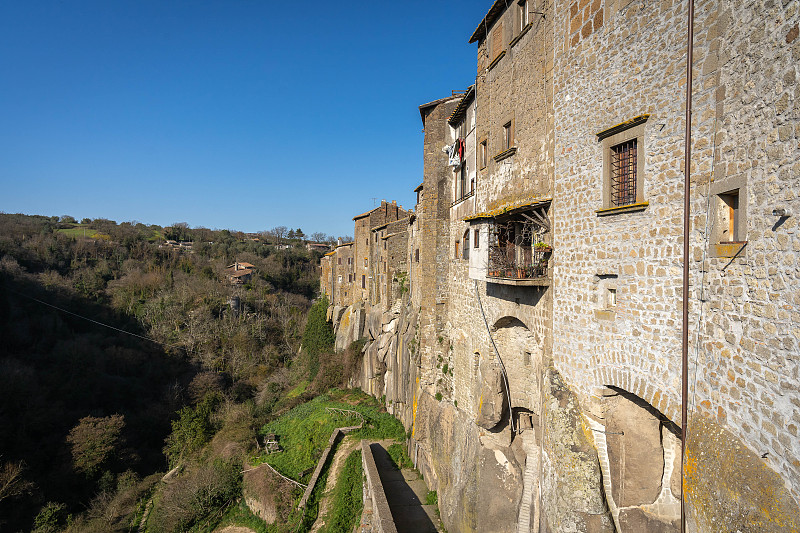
left=163, top=393, right=221, bottom=466
left=66, top=414, right=125, bottom=477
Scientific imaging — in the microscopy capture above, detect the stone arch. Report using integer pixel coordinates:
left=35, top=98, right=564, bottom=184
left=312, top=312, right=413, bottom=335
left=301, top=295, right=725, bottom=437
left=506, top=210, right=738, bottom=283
left=593, top=365, right=681, bottom=426
left=489, top=316, right=544, bottom=417
left=592, top=386, right=681, bottom=532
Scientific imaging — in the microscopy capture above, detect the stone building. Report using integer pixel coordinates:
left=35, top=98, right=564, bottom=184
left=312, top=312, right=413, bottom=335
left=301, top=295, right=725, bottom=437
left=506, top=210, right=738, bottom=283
left=321, top=0, right=800, bottom=531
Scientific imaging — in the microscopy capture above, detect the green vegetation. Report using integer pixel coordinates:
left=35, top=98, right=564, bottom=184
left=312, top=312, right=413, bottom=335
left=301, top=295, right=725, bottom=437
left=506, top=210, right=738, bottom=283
left=386, top=442, right=413, bottom=470
left=255, top=390, right=404, bottom=481
left=425, top=490, right=438, bottom=506
left=300, top=295, right=335, bottom=378
left=0, top=213, right=324, bottom=531
left=318, top=450, right=363, bottom=533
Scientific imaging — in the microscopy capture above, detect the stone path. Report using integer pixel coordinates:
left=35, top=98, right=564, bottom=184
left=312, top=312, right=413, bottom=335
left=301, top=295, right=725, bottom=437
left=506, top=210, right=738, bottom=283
left=369, top=442, right=441, bottom=533
left=310, top=435, right=361, bottom=533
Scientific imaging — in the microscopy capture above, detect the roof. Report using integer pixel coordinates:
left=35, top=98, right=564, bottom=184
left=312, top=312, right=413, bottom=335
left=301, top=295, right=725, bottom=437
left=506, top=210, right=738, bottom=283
left=353, top=209, right=373, bottom=220
left=463, top=196, right=552, bottom=221
left=418, top=94, right=463, bottom=125
left=448, top=85, right=476, bottom=126
left=414, top=183, right=424, bottom=193
left=335, top=241, right=354, bottom=248
left=469, top=0, right=508, bottom=44
left=226, top=269, right=253, bottom=278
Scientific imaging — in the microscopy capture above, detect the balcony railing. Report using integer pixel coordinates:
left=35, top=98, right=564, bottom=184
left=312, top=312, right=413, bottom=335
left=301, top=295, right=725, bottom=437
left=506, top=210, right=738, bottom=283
left=487, top=246, right=551, bottom=280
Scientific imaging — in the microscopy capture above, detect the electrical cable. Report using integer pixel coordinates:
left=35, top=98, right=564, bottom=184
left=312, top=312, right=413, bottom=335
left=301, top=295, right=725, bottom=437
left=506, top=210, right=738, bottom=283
left=474, top=279, right=516, bottom=433
left=4, top=286, right=180, bottom=348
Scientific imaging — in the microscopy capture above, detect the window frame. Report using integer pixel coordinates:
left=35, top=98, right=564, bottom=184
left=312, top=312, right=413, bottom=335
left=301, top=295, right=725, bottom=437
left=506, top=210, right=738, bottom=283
left=598, top=117, right=647, bottom=214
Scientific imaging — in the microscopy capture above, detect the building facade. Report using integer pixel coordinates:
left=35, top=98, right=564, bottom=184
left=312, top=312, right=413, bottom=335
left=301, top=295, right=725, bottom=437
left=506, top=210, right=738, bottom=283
left=321, top=0, right=800, bottom=531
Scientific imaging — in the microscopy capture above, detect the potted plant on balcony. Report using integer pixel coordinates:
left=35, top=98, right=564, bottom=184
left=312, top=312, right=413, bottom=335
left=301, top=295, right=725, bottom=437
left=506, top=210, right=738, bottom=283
left=534, top=241, right=552, bottom=253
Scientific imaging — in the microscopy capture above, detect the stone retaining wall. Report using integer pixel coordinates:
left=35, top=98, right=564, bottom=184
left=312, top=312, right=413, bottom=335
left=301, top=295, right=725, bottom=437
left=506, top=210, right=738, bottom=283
left=360, top=440, right=398, bottom=533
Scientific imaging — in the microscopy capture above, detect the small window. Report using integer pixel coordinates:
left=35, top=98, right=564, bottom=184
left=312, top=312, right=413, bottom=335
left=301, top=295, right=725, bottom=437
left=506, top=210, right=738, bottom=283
left=503, top=122, right=512, bottom=151
left=608, top=288, right=617, bottom=307
left=361, top=275, right=366, bottom=289
left=364, top=257, right=367, bottom=267
left=338, top=275, right=342, bottom=283
left=455, top=240, right=460, bottom=259
left=474, top=229, right=480, bottom=248
left=479, top=139, right=488, bottom=169
left=415, top=249, right=419, bottom=262
left=337, top=257, right=341, bottom=265
left=523, top=351, right=531, bottom=366
left=518, top=0, right=529, bottom=32
left=463, top=229, right=470, bottom=260
left=719, top=190, right=740, bottom=242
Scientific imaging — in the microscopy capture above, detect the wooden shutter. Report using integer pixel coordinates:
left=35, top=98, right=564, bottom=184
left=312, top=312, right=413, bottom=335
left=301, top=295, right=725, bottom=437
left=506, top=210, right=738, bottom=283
left=492, top=23, right=503, bottom=59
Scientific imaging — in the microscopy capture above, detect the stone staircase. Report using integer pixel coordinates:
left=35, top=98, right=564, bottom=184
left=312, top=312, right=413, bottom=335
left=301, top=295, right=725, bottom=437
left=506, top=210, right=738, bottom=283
left=517, top=433, right=539, bottom=533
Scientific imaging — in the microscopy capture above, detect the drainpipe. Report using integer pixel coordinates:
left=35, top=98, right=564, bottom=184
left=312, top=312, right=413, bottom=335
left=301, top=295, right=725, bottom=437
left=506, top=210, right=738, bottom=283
left=681, top=0, right=695, bottom=531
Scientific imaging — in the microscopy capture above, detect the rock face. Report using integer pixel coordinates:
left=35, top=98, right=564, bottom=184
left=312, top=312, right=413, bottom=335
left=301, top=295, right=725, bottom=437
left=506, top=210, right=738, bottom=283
left=329, top=298, right=616, bottom=533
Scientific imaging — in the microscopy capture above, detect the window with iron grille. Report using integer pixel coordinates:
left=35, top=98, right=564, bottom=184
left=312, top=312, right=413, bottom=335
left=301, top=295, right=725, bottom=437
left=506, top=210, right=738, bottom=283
left=610, top=139, right=637, bottom=207
left=597, top=116, right=648, bottom=213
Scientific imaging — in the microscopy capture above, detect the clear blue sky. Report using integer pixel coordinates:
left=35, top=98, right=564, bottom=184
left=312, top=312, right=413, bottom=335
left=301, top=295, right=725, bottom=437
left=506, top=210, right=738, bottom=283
left=0, top=1, right=489, bottom=239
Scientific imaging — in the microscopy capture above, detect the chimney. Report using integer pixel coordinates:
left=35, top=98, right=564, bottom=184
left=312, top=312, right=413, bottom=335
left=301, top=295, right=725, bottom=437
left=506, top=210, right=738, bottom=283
left=337, top=238, right=342, bottom=246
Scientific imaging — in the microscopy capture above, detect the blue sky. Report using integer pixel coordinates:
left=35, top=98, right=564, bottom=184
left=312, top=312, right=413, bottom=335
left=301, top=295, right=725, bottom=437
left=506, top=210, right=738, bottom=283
left=0, top=1, right=489, bottom=238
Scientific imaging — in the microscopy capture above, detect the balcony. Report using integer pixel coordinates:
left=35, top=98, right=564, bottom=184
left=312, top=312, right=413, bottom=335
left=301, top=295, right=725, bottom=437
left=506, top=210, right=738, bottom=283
left=487, top=242, right=551, bottom=286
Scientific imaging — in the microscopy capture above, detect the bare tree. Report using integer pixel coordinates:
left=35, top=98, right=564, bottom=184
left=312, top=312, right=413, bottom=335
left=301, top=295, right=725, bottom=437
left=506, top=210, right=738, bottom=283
left=310, top=232, right=327, bottom=243
left=0, top=459, right=34, bottom=502
left=271, top=226, right=288, bottom=243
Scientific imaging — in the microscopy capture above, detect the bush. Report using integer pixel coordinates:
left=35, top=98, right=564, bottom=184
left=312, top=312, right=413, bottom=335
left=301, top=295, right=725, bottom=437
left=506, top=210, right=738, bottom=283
left=33, top=502, right=67, bottom=533
left=66, top=414, right=125, bottom=477
left=386, top=443, right=413, bottom=470
left=425, top=490, right=438, bottom=506
left=147, top=459, right=241, bottom=533
left=163, top=393, right=221, bottom=466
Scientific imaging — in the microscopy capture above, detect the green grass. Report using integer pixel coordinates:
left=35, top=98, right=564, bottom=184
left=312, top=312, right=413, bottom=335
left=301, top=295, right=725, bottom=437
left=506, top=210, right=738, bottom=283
left=285, top=380, right=309, bottom=399
left=57, top=225, right=99, bottom=238
left=254, top=390, right=404, bottom=483
left=318, top=449, right=362, bottom=533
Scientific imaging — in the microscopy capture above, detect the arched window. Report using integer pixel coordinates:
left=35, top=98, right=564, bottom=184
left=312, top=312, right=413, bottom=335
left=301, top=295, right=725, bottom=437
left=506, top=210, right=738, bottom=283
left=463, top=229, right=470, bottom=260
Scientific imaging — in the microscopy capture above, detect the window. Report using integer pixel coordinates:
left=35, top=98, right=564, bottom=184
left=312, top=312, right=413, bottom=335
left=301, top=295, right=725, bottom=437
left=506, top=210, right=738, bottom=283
left=361, top=275, right=366, bottom=289
left=608, top=288, right=617, bottom=307
left=338, top=275, right=342, bottom=283
left=524, top=351, right=531, bottom=366
left=338, top=257, right=341, bottom=265
left=463, top=229, right=470, bottom=260
left=479, top=139, right=488, bottom=169
left=598, top=116, right=647, bottom=212
left=518, top=0, right=529, bottom=32
left=459, top=164, right=468, bottom=198
left=455, top=240, right=460, bottom=259
left=610, top=139, right=637, bottom=207
left=719, top=190, right=740, bottom=242
left=503, top=121, right=512, bottom=151
left=415, top=249, right=419, bottom=262
left=474, top=229, right=480, bottom=248
left=491, top=23, right=504, bottom=60
left=364, top=257, right=367, bottom=267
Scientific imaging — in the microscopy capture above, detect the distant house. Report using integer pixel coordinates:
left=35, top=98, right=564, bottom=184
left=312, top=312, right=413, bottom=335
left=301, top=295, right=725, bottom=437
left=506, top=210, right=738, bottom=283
left=306, top=242, right=331, bottom=253
left=224, top=261, right=255, bottom=284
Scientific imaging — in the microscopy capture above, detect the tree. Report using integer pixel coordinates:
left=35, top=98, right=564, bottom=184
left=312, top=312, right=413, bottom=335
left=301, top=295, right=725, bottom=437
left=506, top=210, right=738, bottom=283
left=0, top=459, right=33, bottom=502
left=59, top=215, right=76, bottom=224
left=271, top=226, right=288, bottom=243
left=66, top=415, right=125, bottom=476
left=294, top=228, right=305, bottom=240
left=310, top=232, right=327, bottom=243
left=287, top=229, right=296, bottom=240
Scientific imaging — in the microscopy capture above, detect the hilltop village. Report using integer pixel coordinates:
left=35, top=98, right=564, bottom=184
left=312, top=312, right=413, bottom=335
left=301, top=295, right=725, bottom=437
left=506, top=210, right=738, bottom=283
left=321, top=0, right=800, bottom=531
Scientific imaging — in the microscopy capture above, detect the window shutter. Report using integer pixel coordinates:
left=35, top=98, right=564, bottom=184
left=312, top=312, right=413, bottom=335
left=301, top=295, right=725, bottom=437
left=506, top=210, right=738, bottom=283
left=492, top=24, right=503, bottom=59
